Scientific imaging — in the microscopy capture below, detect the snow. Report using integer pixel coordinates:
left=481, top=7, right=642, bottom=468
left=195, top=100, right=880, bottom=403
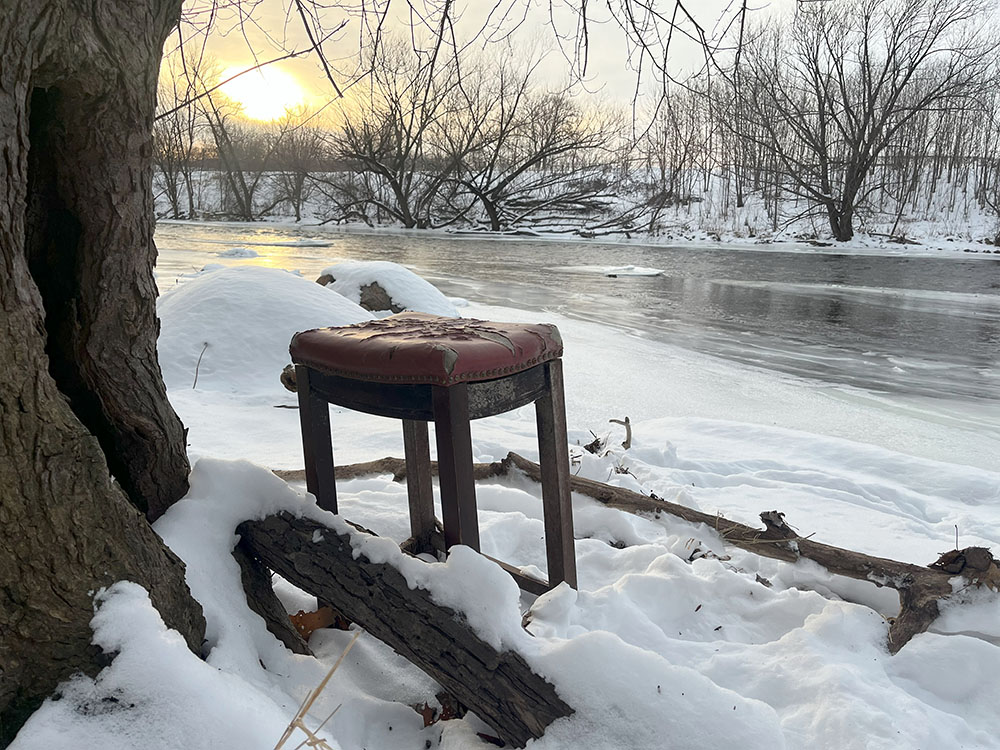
left=156, top=216, right=1000, bottom=265
left=157, top=265, right=372, bottom=394
left=11, top=582, right=302, bottom=750
left=12, top=253, right=1000, bottom=750
left=319, top=259, right=459, bottom=316
left=154, top=170, right=1000, bottom=259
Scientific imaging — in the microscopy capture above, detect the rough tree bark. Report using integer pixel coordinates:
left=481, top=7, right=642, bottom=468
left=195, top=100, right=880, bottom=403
left=238, top=513, right=574, bottom=748
left=1, top=1, right=205, bottom=740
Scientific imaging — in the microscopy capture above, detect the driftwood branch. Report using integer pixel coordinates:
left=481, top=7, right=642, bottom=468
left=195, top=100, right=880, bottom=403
left=498, top=452, right=988, bottom=654
left=272, top=452, right=998, bottom=653
left=272, top=456, right=502, bottom=483
left=608, top=417, right=632, bottom=449
left=237, top=513, right=573, bottom=747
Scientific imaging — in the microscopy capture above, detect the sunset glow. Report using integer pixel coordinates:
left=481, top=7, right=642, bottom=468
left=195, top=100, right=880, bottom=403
left=218, top=65, right=307, bottom=121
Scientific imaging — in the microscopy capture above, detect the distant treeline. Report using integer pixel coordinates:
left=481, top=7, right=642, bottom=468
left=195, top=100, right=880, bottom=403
left=155, top=0, right=1000, bottom=242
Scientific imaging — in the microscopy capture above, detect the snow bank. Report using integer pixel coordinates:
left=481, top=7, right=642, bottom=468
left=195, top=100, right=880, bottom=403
left=10, top=583, right=300, bottom=750
left=13, top=459, right=789, bottom=750
left=157, top=266, right=372, bottom=394
left=320, top=260, right=458, bottom=316
left=21, top=452, right=997, bottom=750
left=12, top=459, right=439, bottom=750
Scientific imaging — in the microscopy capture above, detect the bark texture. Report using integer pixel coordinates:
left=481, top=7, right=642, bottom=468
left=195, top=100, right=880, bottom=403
left=22, top=3, right=190, bottom=520
left=238, top=513, right=573, bottom=748
left=233, top=541, right=311, bottom=656
left=1, top=1, right=204, bottom=740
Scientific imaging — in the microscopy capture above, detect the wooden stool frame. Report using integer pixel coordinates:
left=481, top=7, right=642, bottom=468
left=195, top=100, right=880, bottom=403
left=295, top=359, right=577, bottom=594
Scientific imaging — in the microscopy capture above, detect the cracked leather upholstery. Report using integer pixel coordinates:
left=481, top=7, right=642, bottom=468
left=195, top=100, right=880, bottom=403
left=290, top=312, right=563, bottom=385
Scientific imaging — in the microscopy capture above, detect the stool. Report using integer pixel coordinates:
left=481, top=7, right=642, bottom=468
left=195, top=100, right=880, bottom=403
left=289, top=312, right=577, bottom=593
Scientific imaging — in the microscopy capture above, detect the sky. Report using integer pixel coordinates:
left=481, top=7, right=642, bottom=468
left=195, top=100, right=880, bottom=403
left=172, top=0, right=795, bottom=120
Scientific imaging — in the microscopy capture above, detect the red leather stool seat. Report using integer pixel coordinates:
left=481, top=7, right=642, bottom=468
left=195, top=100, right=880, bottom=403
left=290, top=312, right=564, bottom=385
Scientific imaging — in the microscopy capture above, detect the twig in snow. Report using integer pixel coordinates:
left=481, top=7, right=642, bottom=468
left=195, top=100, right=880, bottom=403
left=192, top=342, right=209, bottom=389
left=609, top=417, right=632, bottom=449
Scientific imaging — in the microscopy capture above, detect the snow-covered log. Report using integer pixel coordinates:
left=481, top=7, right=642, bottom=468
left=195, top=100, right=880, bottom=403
left=232, top=541, right=311, bottom=655
left=236, top=512, right=573, bottom=747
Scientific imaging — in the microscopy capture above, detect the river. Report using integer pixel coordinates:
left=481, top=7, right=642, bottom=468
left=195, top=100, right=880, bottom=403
left=154, top=220, right=1000, bottom=460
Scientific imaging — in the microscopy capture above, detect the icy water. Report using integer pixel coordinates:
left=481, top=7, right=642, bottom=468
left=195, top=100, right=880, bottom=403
left=154, top=221, right=1000, bottom=444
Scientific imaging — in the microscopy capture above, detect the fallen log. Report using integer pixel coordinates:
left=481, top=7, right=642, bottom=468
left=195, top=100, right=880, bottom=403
left=272, top=456, right=500, bottom=484
left=272, top=452, right=996, bottom=653
left=498, top=452, right=991, bottom=654
left=237, top=512, right=573, bottom=747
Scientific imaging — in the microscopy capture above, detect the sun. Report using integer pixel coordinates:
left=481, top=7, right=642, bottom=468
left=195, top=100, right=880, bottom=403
left=218, top=65, right=307, bottom=121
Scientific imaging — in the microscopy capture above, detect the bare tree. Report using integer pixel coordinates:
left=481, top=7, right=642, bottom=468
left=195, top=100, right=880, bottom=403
left=200, top=95, right=289, bottom=220
left=272, top=110, right=326, bottom=221
left=327, top=38, right=471, bottom=228
left=154, top=49, right=211, bottom=219
left=738, top=0, right=998, bottom=240
left=635, top=84, right=714, bottom=233
left=442, top=52, right=620, bottom=232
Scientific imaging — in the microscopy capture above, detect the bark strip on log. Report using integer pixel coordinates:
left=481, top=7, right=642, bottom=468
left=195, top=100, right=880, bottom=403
left=237, top=513, right=572, bottom=747
left=272, top=452, right=987, bottom=653
left=232, top=541, right=311, bottom=656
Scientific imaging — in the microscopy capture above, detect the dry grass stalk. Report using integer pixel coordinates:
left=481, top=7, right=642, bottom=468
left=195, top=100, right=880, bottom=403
left=273, top=629, right=363, bottom=750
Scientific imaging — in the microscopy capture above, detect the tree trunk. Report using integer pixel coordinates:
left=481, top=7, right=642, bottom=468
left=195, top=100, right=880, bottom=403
left=1, top=1, right=205, bottom=740
left=482, top=194, right=502, bottom=231
left=832, top=211, right=855, bottom=242
left=827, top=202, right=855, bottom=242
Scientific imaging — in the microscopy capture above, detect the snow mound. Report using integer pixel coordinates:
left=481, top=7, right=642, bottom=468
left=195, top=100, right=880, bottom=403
left=319, top=260, right=458, bottom=317
left=10, top=582, right=302, bottom=750
left=217, top=247, right=259, bottom=258
left=157, top=266, right=372, bottom=394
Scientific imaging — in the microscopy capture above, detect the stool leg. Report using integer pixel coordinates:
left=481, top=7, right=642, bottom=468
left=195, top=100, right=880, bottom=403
left=296, top=365, right=337, bottom=513
left=402, top=419, right=436, bottom=554
left=432, top=384, right=480, bottom=552
left=535, top=360, right=578, bottom=589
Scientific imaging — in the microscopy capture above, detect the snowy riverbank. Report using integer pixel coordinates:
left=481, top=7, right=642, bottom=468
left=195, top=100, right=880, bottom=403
left=12, top=262, right=1000, bottom=750
left=158, top=216, right=1000, bottom=261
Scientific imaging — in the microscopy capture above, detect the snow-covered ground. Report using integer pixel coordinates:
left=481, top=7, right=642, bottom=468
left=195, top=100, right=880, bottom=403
left=12, top=262, right=1000, bottom=750
left=158, top=212, right=1000, bottom=261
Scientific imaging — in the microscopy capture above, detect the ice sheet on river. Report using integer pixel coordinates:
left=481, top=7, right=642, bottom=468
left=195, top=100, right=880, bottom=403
left=549, top=264, right=665, bottom=276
